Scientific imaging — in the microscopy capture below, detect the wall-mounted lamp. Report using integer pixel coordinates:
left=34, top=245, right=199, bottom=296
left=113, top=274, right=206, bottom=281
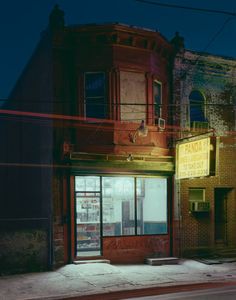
left=126, top=154, right=134, bottom=162
left=129, top=120, right=148, bottom=143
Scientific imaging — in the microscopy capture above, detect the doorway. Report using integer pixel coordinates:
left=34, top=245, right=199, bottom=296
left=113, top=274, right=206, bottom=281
left=214, top=188, right=230, bottom=244
left=75, top=176, right=101, bottom=257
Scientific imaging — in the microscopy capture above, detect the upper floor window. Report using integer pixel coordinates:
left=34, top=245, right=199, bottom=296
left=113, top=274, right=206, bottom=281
left=120, top=71, right=146, bottom=123
left=153, top=81, right=162, bottom=122
left=84, top=72, right=107, bottom=119
left=189, top=90, right=206, bottom=123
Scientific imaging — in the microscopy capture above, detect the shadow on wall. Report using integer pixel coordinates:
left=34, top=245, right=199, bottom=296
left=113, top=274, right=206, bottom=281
left=0, top=229, right=48, bottom=275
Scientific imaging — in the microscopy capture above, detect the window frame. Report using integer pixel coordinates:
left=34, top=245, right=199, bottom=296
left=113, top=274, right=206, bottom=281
left=84, top=71, right=107, bottom=119
left=153, top=80, right=162, bottom=122
left=188, top=90, right=207, bottom=124
left=74, top=175, right=169, bottom=238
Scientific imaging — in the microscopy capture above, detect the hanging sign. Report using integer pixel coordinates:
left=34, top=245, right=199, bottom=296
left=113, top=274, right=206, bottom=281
left=176, top=137, right=215, bottom=179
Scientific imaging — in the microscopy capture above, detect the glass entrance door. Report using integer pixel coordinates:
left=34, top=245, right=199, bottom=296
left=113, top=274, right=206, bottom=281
left=75, top=176, right=101, bottom=257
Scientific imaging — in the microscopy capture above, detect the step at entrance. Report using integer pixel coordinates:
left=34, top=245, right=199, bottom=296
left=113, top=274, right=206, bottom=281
left=73, top=259, right=110, bottom=265
left=145, top=257, right=179, bottom=266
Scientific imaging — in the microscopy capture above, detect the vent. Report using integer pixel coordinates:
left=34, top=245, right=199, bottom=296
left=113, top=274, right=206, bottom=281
left=158, top=118, right=165, bottom=130
left=189, top=201, right=210, bottom=212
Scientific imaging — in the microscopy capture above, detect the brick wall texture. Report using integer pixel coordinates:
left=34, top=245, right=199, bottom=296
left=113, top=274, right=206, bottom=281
left=173, top=50, right=236, bottom=256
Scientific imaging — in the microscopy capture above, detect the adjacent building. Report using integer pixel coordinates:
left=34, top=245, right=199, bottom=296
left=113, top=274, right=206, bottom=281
left=173, top=49, right=236, bottom=257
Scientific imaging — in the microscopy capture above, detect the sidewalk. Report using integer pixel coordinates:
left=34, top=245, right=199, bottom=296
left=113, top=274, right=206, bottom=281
left=1, top=259, right=236, bottom=300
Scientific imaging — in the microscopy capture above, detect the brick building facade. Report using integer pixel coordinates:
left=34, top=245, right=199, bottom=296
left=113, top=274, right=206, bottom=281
left=173, top=49, right=236, bottom=257
left=0, top=6, right=176, bottom=273
left=1, top=6, right=235, bottom=274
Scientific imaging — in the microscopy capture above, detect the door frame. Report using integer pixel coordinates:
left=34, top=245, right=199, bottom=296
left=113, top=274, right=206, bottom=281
left=214, top=188, right=229, bottom=245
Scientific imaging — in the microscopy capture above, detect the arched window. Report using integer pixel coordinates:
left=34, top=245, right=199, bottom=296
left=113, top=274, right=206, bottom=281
left=189, top=90, right=206, bottom=123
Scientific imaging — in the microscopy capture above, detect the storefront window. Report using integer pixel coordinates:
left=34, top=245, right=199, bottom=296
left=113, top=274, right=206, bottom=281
left=102, top=177, right=135, bottom=236
left=75, top=176, right=168, bottom=245
left=75, top=176, right=100, bottom=192
left=137, top=178, right=167, bottom=234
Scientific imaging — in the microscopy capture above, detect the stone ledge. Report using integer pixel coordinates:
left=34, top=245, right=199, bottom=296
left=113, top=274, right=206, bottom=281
left=145, top=257, right=179, bottom=266
left=73, top=259, right=110, bottom=264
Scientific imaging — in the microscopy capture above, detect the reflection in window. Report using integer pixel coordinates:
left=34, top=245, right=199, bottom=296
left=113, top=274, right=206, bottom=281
left=85, top=72, right=107, bottom=118
left=75, top=176, right=100, bottom=192
left=75, top=176, right=168, bottom=238
left=102, top=177, right=135, bottom=236
left=137, top=178, right=167, bottom=234
left=102, top=177, right=168, bottom=236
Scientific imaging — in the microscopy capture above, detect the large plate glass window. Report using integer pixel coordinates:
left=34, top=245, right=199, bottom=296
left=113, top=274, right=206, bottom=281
left=101, top=177, right=168, bottom=236
left=137, top=178, right=167, bottom=234
left=102, top=177, right=135, bottom=236
left=75, top=176, right=168, bottom=257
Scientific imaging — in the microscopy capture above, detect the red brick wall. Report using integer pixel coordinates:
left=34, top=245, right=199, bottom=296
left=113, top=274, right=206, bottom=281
left=176, top=137, right=236, bottom=256
left=103, top=235, right=170, bottom=263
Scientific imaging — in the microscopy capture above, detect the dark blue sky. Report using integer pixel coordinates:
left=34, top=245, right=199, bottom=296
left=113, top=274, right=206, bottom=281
left=1, top=0, right=236, bottom=99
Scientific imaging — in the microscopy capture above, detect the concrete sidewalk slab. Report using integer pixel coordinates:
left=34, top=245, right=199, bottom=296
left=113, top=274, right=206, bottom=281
left=1, top=260, right=236, bottom=300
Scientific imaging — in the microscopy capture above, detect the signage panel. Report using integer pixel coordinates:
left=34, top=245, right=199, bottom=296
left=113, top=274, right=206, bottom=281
left=176, top=137, right=211, bottom=179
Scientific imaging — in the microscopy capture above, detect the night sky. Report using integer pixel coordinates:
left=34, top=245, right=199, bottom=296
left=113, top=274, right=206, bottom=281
left=1, top=0, right=236, bottom=99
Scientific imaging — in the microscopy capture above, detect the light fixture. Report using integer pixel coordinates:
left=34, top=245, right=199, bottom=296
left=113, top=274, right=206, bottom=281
left=126, top=154, right=133, bottom=162
left=129, top=120, right=148, bottom=143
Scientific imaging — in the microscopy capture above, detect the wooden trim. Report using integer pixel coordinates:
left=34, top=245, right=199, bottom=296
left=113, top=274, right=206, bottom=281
left=70, top=175, right=75, bottom=262
left=63, top=175, right=68, bottom=262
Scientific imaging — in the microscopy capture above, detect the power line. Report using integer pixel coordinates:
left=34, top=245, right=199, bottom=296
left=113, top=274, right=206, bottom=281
left=1, top=100, right=235, bottom=106
left=135, top=0, right=236, bottom=17
left=202, top=16, right=234, bottom=53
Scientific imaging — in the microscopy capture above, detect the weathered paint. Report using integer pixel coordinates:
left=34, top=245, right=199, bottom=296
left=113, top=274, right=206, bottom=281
left=0, top=229, right=48, bottom=274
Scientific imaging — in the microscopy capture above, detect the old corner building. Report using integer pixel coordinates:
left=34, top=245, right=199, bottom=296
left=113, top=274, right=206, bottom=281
left=0, top=6, right=176, bottom=273
left=0, top=5, right=235, bottom=274
left=173, top=49, right=236, bottom=258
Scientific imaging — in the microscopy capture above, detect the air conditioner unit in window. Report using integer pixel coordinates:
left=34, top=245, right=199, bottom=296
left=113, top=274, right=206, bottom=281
left=189, top=201, right=210, bottom=212
left=192, top=121, right=209, bottom=132
left=158, top=118, right=165, bottom=130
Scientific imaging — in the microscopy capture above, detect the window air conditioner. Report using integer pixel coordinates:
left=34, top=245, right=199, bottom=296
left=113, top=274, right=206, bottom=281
left=192, top=121, right=209, bottom=132
left=158, top=118, right=165, bottom=130
left=189, top=201, right=210, bottom=212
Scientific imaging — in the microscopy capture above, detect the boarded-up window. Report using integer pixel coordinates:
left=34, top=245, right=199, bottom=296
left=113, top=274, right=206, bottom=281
left=120, top=71, right=146, bottom=122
